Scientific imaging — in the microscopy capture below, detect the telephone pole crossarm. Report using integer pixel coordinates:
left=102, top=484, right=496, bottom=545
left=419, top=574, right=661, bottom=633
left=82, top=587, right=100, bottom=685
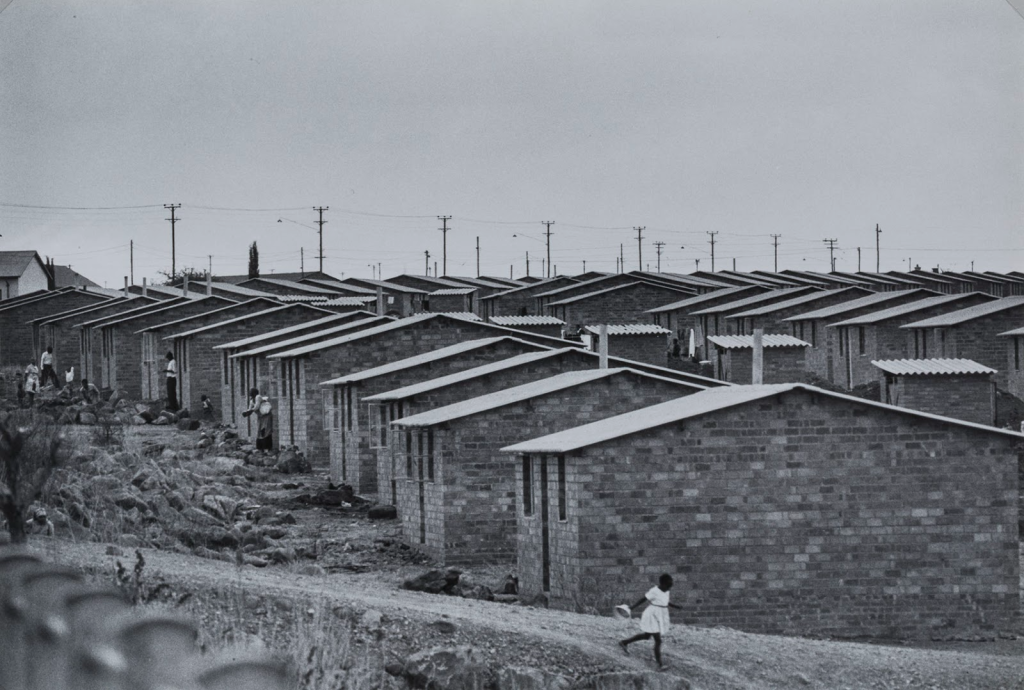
left=313, top=206, right=329, bottom=273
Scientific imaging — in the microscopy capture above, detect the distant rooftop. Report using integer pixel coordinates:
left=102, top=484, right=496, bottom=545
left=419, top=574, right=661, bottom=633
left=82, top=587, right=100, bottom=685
left=583, top=324, right=671, bottom=336
left=782, top=289, right=934, bottom=322
left=646, top=286, right=761, bottom=314
left=900, top=297, right=1024, bottom=329
left=871, top=358, right=997, bottom=376
left=727, top=288, right=864, bottom=319
left=708, top=334, right=810, bottom=350
left=489, top=315, right=566, bottom=327
left=213, top=311, right=375, bottom=350
left=829, top=293, right=997, bottom=327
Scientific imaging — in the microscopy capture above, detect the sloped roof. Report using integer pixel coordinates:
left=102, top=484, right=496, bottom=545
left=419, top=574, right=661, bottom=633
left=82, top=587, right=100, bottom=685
left=727, top=288, right=865, bottom=319
left=319, top=336, right=542, bottom=386
left=433, top=311, right=482, bottom=321
left=546, top=281, right=690, bottom=307
left=782, top=289, right=935, bottom=322
left=343, top=278, right=428, bottom=294
left=708, top=334, right=810, bottom=350
left=0, top=251, right=45, bottom=278
left=213, top=311, right=375, bottom=350
left=203, top=281, right=275, bottom=298
left=443, top=276, right=513, bottom=290
left=500, top=382, right=1023, bottom=454
left=583, top=324, right=671, bottom=336
left=429, top=287, right=477, bottom=296
left=900, top=297, right=1024, bottom=329
left=32, top=296, right=140, bottom=325
left=646, top=286, right=760, bottom=314
left=244, top=277, right=340, bottom=294
left=301, top=278, right=377, bottom=294
left=533, top=275, right=622, bottom=300
left=998, top=325, right=1024, bottom=337
left=230, top=316, right=392, bottom=358
left=163, top=304, right=330, bottom=340
left=136, top=297, right=280, bottom=333
left=72, top=297, right=189, bottom=328
left=393, top=368, right=700, bottom=428
left=213, top=271, right=341, bottom=285
left=97, top=296, right=231, bottom=329
left=51, top=265, right=99, bottom=288
left=479, top=276, right=578, bottom=301
left=830, top=293, right=997, bottom=327
left=871, top=358, right=996, bottom=376
left=489, top=315, right=566, bottom=327
left=690, top=287, right=815, bottom=316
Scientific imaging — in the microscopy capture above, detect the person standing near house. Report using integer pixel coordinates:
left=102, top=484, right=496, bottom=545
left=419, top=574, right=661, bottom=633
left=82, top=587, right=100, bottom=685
left=242, top=387, right=274, bottom=451
left=24, top=362, right=39, bottom=407
left=164, top=351, right=179, bottom=411
left=618, top=574, right=683, bottom=671
left=80, top=378, right=101, bottom=404
left=39, top=346, right=59, bottom=388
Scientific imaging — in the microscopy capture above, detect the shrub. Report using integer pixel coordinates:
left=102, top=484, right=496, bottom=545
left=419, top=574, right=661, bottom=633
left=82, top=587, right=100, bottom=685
left=0, top=411, right=65, bottom=544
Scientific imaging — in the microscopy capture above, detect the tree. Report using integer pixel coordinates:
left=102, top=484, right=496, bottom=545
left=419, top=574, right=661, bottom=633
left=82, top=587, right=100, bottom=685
left=157, top=266, right=206, bottom=287
left=248, top=242, right=260, bottom=279
left=0, top=413, right=64, bottom=544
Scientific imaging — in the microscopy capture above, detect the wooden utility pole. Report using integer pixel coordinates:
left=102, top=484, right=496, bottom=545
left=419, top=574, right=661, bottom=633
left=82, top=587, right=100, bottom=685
left=313, top=206, right=328, bottom=273
left=619, top=244, right=624, bottom=274
left=130, top=240, right=134, bottom=285
left=875, top=224, right=882, bottom=272
left=770, top=234, right=781, bottom=272
left=653, top=241, right=666, bottom=272
left=634, top=227, right=645, bottom=271
left=164, top=203, right=180, bottom=277
left=707, top=231, right=718, bottom=271
left=541, top=221, right=554, bottom=278
left=424, top=250, right=431, bottom=277
left=476, top=236, right=480, bottom=277
left=823, top=238, right=838, bottom=271
left=438, top=216, right=451, bottom=276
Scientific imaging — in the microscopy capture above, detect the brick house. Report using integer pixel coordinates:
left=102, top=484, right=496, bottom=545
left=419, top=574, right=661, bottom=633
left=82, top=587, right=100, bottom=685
left=163, top=303, right=331, bottom=418
left=227, top=316, right=392, bottom=445
left=213, top=311, right=376, bottom=424
left=267, top=314, right=579, bottom=464
left=383, top=274, right=466, bottom=292
left=534, top=274, right=676, bottom=316
left=829, top=292, right=996, bottom=390
left=689, top=287, right=818, bottom=355
left=582, top=324, right=671, bottom=366
left=320, top=336, right=556, bottom=493
left=502, top=383, right=1021, bottom=639
left=392, top=368, right=704, bottom=564
left=647, top=285, right=768, bottom=343
left=478, top=277, right=578, bottom=320
left=91, top=296, right=234, bottom=397
left=546, top=282, right=696, bottom=332
left=34, top=296, right=157, bottom=384
left=900, top=297, right=1024, bottom=389
left=707, top=334, right=810, bottom=384
left=74, top=298, right=191, bottom=386
left=426, top=288, right=479, bottom=315
left=726, top=287, right=873, bottom=336
left=444, top=275, right=519, bottom=298
left=782, top=289, right=935, bottom=384
left=0, top=288, right=114, bottom=367
left=873, top=358, right=997, bottom=426
left=235, top=277, right=341, bottom=298
left=487, top=315, right=565, bottom=339
left=887, top=271, right=961, bottom=295
left=1000, top=325, right=1024, bottom=401
left=136, top=298, right=281, bottom=400
left=340, top=278, right=427, bottom=317
left=0, top=251, right=50, bottom=301
left=633, top=272, right=730, bottom=294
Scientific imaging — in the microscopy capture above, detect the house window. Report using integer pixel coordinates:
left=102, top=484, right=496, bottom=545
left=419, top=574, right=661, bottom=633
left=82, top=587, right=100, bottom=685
left=798, top=322, right=804, bottom=341
left=522, top=455, right=533, bottom=516
left=333, top=388, right=340, bottom=429
left=858, top=327, right=865, bottom=355
left=557, top=455, right=566, bottom=521
left=223, top=352, right=229, bottom=379
left=427, top=430, right=435, bottom=482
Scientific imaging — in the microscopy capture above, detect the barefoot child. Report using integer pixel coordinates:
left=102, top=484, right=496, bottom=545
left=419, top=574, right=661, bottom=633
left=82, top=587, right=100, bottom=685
left=618, top=573, right=682, bottom=670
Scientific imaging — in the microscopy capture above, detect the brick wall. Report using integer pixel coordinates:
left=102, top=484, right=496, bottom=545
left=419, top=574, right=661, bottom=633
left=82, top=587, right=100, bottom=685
left=882, top=373, right=996, bottom=426
left=515, top=388, right=1020, bottom=639
left=1006, top=335, right=1024, bottom=401
left=0, top=291, right=111, bottom=366
left=714, top=346, right=809, bottom=384
left=731, top=290, right=872, bottom=336
left=550, top=284, right=693, bottom=331
left=42, top=300, right=150, bottom=385
left=481, top=277, right=577, bottom=318
left=394, top=371, right=696, bottom=565
left=324, top=337, right=551, bottom=494
left=909, top=307, right=1024, bottom=389
left=605, top=334, right=669, bottom=367
left=534, top=276, right=635, bottom=315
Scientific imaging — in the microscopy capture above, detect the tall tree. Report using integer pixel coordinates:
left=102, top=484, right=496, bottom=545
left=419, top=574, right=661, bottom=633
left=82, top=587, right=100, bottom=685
left=248, top=242, right=260, bottom=279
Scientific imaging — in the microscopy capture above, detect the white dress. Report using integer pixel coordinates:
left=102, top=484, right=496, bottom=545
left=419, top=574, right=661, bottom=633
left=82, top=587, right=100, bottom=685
left=639, top=586, right=670, bottom=634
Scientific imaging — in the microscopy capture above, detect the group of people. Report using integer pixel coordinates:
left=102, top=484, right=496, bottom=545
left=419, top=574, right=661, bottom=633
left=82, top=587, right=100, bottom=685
left=15, top=346, right=100, bottom=407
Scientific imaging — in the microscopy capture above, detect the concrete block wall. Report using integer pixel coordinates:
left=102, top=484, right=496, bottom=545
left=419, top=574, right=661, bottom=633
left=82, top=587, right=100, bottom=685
left=425, top=292, right=474, bottom=314
left=550, top=284, right=692, bottom=331
left=832, top=324, right=905, bottom=390
left=1006, top=335, right=1024, bottom=401
left=605, top=334, right=669, bottom=367
left=516, top=388, right=1020, bottom=639
left=479, top=277, right=577, bottom=319
left=911, top=307, right=1024, bottom=389
left=534, top=277, right=633, bottom=314
left=715, top=346, right=808, bottom=385
left=394, top=371, right=696, bottom=565
left=0, top=291, right=110, bottom=367
left=882, top=374, right=996, bottom=426
left=325, top=337, right=550, bottom=494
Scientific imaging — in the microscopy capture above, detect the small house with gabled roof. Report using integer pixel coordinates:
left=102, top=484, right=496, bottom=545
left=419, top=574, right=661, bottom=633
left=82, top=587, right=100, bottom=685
left=236, top=277, right=341, bottom=298
left=0, top=287, right=114, bottom=367
left=998, top=325, right=1024, bottom=401
left=582, top=324, right=671, bottom=366
left=783, top=289, right=935, bottom=384
left=545, top=281, right=696, bottom=331
left=0, top=250, right=50, bottom=301
left=487, top=315, right=565, bottom=339
left=726, top=287, right=873, bottom=336
left=689, top=287, right=819, bottom=354
left=646, top=285, right=768, bottom=352
left=828, top=292, right=996, bottom=390
left=319, top=337, right=557, bottom=493
left=501, top=383, right=1022, bottom=639
left=162, top=302, right=332, bottom=417
left=426, top=287, right=479, bottom=315
left=391, top=368, right=703, bottom=564
left=340, top=278, right=428, bottom=317
left=900, top=297, right=1024, bottom=389
left=707, top=334, right=811, bottom=384
left=872, top=358, right=996, bottom=426
left=478, top=276, right=578, bottom=320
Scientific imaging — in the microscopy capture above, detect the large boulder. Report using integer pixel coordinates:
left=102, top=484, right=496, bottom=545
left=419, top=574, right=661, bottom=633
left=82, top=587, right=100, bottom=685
left=108, top=389, right=129, bottom=408
left=177, top=418, right=201, bottom=431
left=77, top=412, right=97, bottom=425
left=385, top=646, right=494, bottom=690
left=275, top=449, right=311, bottom=474
left=402, top=568, right=462, bottom=595
left=368, top=504, right=397, bottom=520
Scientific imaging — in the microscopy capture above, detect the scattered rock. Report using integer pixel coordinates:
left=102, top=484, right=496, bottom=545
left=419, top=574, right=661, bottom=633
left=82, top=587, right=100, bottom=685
left=275, top=449, right=311, bottom=474
left=431, top=620, right=458, bottom=634
left=368, top=504, right=397, bottom=520
left=359, top=609, right=383, bottom=630
left=104, top=545, right=123, bottom=557
left=177, top=418, right=201, bottom=431
left=492, top=594, right=518, bottom=605
left=402, top=568, right=462, bottom=595
left=297, top=564, right=325, bottom=576
left=387, top=646, right=495, bottom=690
left=267, top=546, right=296, bottom=564
left=113, top=492, right=150, bottom=513
left=77, top=412, right=97, bottom=425
left=152, top=416, right=170, bottom=426
left=497, top=666, right=572, bottom=690
left=573, top=672, right=690, bottom=689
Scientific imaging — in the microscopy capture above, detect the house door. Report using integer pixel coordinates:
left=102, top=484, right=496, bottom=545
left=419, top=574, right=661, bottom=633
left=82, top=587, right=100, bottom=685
left=540, top=456, right=551, bottom=593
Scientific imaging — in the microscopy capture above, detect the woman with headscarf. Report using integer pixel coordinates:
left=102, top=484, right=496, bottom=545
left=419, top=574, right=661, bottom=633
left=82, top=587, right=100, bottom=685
left=243, top=387, right=274, bottom=451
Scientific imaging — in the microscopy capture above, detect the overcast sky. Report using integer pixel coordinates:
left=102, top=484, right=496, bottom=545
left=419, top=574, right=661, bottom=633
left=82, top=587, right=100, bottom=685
left=1, top=1, right=1022, bottom=286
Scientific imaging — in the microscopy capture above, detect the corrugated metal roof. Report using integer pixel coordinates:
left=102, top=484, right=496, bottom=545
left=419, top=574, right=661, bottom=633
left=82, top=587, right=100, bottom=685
left=900, top=296, right=1024, bottom=329
left=829, top=293, right=996, bottom=327
left=998, top=325, right=1024, bottom=337
left=479, top=276, right=578, bottom=300
left=782, top=289, right=934, bottom=322
left=707, top=334, right=810, bottom=349
left=393, top=368, right=701, bottom=428
left=98, top=296, right=232, bottom=329
left=500, top=382, right=1024, bottom=454
left=583, top=324, right=671, bottom=336
left=727, top=288, right=862, bottom=319
left=489, top=315, right=566, bottom=326
left=302, top=278, right=377, bottom=294
left=321, top=296, right=379, bottom=307
left=231, top=316, right=391, bottom=358
left=689, top=287, right=815, bottom=316
left=364, top=349, right=578, bottom=401
left=434, top=311, right=482, bottom=321
left=646, top=286, right=759, bottom=314
left=204, top=281, right=275, bottom=297
left=429, top=287, right=477, bottom=296
left=871, top=358, right=997, bottom=376
left=546, top=280, right=691, bottom=307
left=320, top=337, right=527, bottom=385
left=135, top=297, right=280, bottom=333
left=164, top=304, right=307, bottom=340
left=212, top=312, right=372, bottom=350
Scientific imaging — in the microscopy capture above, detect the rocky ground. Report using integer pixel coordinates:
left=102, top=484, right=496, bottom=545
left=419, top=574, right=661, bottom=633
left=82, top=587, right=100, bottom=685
left=4, top=388, right=1024, bottom=688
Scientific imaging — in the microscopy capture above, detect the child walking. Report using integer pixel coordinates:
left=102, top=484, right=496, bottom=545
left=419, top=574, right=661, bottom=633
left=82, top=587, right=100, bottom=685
left=619, top=573, right=682, bottom=670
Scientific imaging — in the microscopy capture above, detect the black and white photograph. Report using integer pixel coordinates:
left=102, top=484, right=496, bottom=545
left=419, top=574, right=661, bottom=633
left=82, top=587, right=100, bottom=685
left=1, top=1, right=1023, bottom=688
